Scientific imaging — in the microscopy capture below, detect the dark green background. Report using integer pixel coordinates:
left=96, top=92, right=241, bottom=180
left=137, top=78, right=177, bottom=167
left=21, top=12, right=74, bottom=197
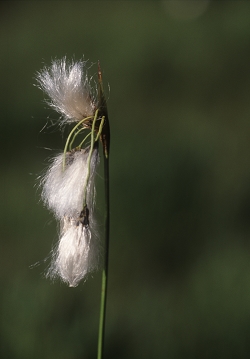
left=2, top=1, right=250, bottom=358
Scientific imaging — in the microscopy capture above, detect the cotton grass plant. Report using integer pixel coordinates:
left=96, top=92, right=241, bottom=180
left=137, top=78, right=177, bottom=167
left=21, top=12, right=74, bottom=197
left=36, top=57, right=110, bottom=359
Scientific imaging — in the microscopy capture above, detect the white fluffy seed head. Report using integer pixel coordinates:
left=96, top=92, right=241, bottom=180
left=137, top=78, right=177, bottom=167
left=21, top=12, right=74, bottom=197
left=42, top=148, right=100, bottom=287
left=47, top=217, right=100, bottom=287
left=36, top=57, right=96, bottom=123
left=41, top=147, right=99, bottom=219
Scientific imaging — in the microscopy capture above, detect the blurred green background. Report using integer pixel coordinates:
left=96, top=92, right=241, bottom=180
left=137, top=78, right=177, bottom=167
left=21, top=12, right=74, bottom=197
left=2, top=1, right=250, bottom=358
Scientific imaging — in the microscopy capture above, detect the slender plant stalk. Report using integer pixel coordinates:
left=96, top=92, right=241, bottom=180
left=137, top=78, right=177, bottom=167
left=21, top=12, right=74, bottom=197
left=97, top=153, right=109, bottom=359
left=97, top=61, right=110, bottom=359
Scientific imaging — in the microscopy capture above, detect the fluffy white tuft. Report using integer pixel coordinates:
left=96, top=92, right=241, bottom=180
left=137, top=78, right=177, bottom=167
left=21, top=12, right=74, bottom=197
left=36, top=57, right=96, bottom=123
left=41, top=147, right=99, bottom=219
left=48, top=217, right=99, bottom=287
left=42, top=148, right=100, bottom=287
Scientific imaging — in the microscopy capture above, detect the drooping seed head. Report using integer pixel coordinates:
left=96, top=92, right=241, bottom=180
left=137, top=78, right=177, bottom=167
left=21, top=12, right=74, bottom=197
left=41, top=147, right=99, bottom=219
left=36, top=57, right=96, bottom=123
left=47, top=217, right=99, bottom=287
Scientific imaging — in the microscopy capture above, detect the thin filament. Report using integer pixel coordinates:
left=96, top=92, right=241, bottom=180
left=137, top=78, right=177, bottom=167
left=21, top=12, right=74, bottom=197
left=63, top=116, right=94, bottom=170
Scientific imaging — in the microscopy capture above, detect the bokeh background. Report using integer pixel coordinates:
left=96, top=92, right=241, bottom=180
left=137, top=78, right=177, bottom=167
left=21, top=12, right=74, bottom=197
left=2, top=1, right=250, bottom=358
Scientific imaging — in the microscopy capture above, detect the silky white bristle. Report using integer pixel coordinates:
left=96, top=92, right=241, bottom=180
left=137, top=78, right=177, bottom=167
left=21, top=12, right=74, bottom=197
left=36, top=57, right=96, bottom=123
left=47, top=217, right=99, bottom=287
left=41, top=147, right=99, bottom=219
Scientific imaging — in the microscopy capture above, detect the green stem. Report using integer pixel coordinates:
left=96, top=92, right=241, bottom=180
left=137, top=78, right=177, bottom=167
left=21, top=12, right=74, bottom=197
left=97, top=152, right=109, bottom=359
left=69, top=127, right=86, bottom=150
left=77, top=132, right=92, bottom=151
left=95, top=117, right=105, bottom=142
left=62, top=115, right=93, bottom=171
left=83, top=110, right=99, bottom=205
